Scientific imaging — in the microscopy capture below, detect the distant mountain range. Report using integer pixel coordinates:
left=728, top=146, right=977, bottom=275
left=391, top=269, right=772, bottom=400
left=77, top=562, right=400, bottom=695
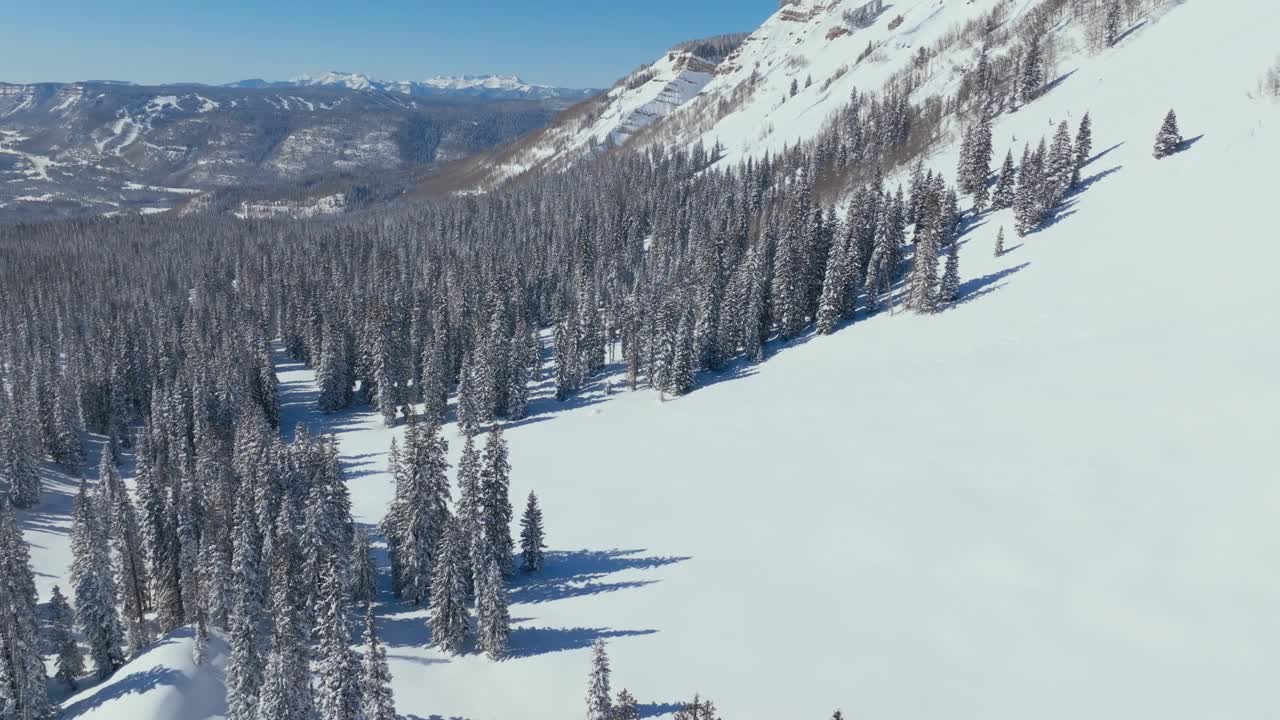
left=226, top=72, right=598, bottom=100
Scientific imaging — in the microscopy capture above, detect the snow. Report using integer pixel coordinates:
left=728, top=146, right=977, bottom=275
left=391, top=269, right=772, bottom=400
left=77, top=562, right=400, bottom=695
left=15, top=1, right=1280, bottom=719
left=123, top=181, right=202, bottom=195
left=193, top=95, right=220, bottom=113
left=60, top=628, right=228, bottom=720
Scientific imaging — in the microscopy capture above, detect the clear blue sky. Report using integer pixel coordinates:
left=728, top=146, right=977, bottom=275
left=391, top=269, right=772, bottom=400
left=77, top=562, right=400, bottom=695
left=2, top=0, right=776, bottom=89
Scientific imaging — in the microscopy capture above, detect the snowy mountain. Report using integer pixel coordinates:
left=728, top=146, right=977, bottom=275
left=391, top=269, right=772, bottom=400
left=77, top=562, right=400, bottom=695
left=230, top=71, right=598, bottom=100
left=0, top=81, right=566, bottom=221
left=5, top=0, right=1280, bottom=719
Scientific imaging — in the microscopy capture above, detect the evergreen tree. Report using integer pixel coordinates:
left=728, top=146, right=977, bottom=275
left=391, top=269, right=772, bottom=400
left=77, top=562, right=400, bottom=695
left=108, top=465, right=150, bottom=656
left=397, top=421, right=451, bottom=606
left=315, top=565, right=362, bottom=720
left=0, top=499, right=52, bottom=720
left=192, top=607, right=210, bottom=667
left=1073, top=112, right=1093, bottom=186
left=48, top=585, right=84, bottom=690
left=614, top=689, right=641, bottom=720
left=420, top=332, right=449, bottom=424
left=991, top=150, right=1016, bottom=210
left=1153, top=109, right=1182, bottom=159
left=505, top=335, right=530, bottom=421
left=456, top=351, right=480, bottom=436
left=940, top=244, right=961, bottom=307
left=2, top=389, right=42, bottom=509
left=455, top=435, right=483, bottom=596
left=256, top=508, right=315, bottom=720
left=479, top=426, right=514, bottom=580
left=70, top=479, right=125, bottom=680
left=476, top=555, right=510, bottom=660
left=1103, top=0, right=1123, bottom=47
left=586, top=639, right=612, bottom=720
left=519, top=491, right=546, bottom=573
left=350, top=527, right=377, bottom=607
left=316, top=324, right=353, bottom=411
left=224, top=596, right=263, bottom=720
left=359, top=609, right=397, bottom=720
left=994, top=226, right=1006, bottom=257
left=429, top=520, right=470, bottom=655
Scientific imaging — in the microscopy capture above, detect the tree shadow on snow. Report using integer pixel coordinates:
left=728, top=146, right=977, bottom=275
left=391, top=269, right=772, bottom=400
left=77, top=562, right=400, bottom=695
left=638, top=701, right=687, bottom=718
left=956, top=262, right=1031, bottom=305
left=507, top=626, right=658, bottom=659
left=509, top=548, right=690, bottom=606
left=1177, top=134, right=1205, bottom=153
left=1084, top=142, right=1124, bottom=168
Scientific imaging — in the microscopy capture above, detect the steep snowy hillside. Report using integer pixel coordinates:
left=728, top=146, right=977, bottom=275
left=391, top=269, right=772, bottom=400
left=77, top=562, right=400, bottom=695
left=635, top=0, right=1004, bottom=161
left=442, top=34, right=747, bottom=190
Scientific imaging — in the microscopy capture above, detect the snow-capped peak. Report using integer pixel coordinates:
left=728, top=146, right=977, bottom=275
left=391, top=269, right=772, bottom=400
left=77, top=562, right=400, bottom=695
left=289, top=71, right=375, bottom=91
left=421, top=74, right=530, bottom=91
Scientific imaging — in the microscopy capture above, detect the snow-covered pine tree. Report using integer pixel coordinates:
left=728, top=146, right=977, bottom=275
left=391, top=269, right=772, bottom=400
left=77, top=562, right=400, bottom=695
left=1020, top=30, right=1045, bottom=104
left=456, top=350, right=480, bottom=436
left=360, top=609, right=397, bottom=720
left=1013, top=144, right=1039, bottom=236
left=50, top=372, right=84, bottom=473
left=48, top=585, right=84, bottom=690
left=256, top=506, right=315, bottom=720
left=940, top=244, right=961, bottom=307
left=315, top=564, right=362, bottom=720
left=70, top=478, right=125, bottom=680
left=399, top=421, right=452, bottom=606
left=1153, top=109, right=1183, bottom=159
left=907, top=188, right=941, bottom=314
left=479, top=426, right=514, bottom=579
left=505, top=334, right=530, bottom=421
left=420, top=331, right=449, bottom=423
left=2, top=388, right=42, bottom=509
left=1073, top=112, right=1093, bottom=186
left=667, top=310, right=695, bottom=397
left=991, top=150, right=1017, bottom=211
left=1047, top=120, right=1076, bottom=205
left=224, top=596, right=263, bottom=720
left=1103, top=0, right=1123, bottom=47
left=230, top=486, right=264, bottom=635
left=350, top=526, right=377, bottom=607
left=519, top=491, right=545, bottom=573
left=816, top=236, right=850, bottom=335
left=476, top=554, right=510, bottom=660
left=454, top=434, right=483, bottom=595
left=995, top=226, right=1006, bottom=257
left=192, top=606, right=210, bottom=667
left=0, top=498, right=52, bottom=719
left=614, top=689, right=641, bottom=720
left=107, top=465, right=151, bottom=655
left=428, top=519, right=470, bottom=655
left=586, top=638, right=613, bottom=720
left=316, top=322, right=353, bottom=411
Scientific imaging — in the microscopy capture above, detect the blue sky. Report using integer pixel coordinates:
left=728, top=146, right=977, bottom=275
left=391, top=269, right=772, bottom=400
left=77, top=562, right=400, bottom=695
left=1, top=0, right=776, bottom=88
